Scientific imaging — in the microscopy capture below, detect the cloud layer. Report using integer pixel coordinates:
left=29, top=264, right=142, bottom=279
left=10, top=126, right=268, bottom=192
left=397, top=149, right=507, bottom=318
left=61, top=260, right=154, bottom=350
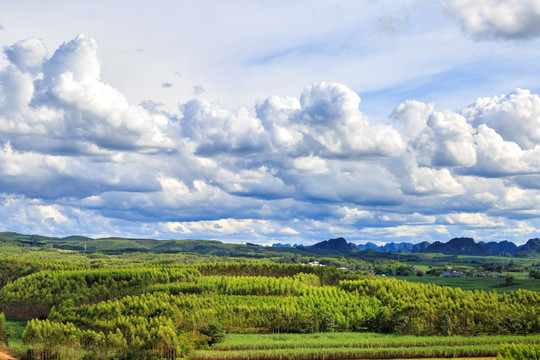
left=1, top=35, right=540, bottom=243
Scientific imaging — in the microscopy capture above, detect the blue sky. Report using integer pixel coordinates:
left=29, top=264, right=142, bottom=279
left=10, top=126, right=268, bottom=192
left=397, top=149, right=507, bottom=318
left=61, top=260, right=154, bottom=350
left=1, top=1, right=540, bottom=245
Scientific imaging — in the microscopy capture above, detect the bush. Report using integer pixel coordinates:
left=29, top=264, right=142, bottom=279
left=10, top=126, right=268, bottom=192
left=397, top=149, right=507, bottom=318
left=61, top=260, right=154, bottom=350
left=503, top=316, right=523, bottom=334
left=200, top=323, right=226, bottom=345
left=435, top=314, right=454, bottom=336
left=0, top=312, right=6, bottom=344
left=316, top=309, right=336, bottom=332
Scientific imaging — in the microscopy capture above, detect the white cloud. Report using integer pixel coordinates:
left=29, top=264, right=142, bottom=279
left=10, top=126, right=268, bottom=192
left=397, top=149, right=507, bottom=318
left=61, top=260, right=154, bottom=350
left=256, top=95, right=303, bottom=152
left=469, top=124, right=540, bottom=176
left=2, top=33, right=540, bottom=243
left=0, top=35, right=178, bottom=154
left=403, top=165, right=465, bottom=196
left=417, top=110, right=477, bottom=167
left=442, top=212, right=503, bottom=226
left=390, top=100, right=435, bottom=141
left=257, top=82, right=406, bottom=158
left=295, top=82, right=406, bottom=158
left=291, top=155, right=330, bottom=175
left=463, top=88, right=540, bottom=150
left=160, top=218, right=299, bottom=237
left=37, top=204, right=68, bottom=224
left=3, top=37, right=47, bottom=74
left=180, top=98, right=272, bottom=155
left=446, top=0, right=540, bottom=40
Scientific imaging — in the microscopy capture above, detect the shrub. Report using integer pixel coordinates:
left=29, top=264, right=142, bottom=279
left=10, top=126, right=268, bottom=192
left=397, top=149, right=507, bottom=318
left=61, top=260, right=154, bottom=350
left=200, top=323, right=226, bottom=345
left=0, top=312, right=6, bottom=343
left=435, top=314, right=454, bottom=336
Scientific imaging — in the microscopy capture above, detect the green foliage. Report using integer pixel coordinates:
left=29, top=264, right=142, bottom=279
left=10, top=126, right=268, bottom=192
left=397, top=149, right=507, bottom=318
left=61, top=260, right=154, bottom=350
left=0, top=256, right=538, bottom=359
left=498, top=343, right=540, bottom=360
left=506, top=274, right=516, bottom=286
left=0, top=312, right=6, bottom=343
left=213, top=332, right=540, bottom=351
left=435, top=314, right=454, bottom=336
left=4, top=318, right=26, bottom=349
left=0, top=266, right=201, bottom=318
left=504, top=316, right=524, bottom=335
left=200, top=323, right=226, bottom=345
left=340, top=277, right=540, bottom=335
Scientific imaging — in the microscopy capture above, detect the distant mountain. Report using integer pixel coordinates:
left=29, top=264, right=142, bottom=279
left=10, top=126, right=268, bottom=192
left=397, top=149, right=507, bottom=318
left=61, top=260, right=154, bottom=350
left=310, top=237, right=357, bottom=251
left=355, top=242, right=381, bottom=251
left=420, top=237, right=486, bottom=255
left=309, top=238, right=432, bottom=253
left=515, top=238, right=540, bottom=257
left=272, top=243, right=291, bottom=248
left=308, top=236, right=520, bottom=255
left=482, top=240, right=519, bottom=254
left=0, top=231, right=532, bottom=257
left=272, top=243, right=304, bottom=248
left=380, top=241, right=431, bottom=253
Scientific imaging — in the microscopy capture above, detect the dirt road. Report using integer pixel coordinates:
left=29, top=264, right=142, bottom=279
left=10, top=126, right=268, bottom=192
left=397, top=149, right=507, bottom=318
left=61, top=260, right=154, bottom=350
left=0, top=350, right=16, bottom=360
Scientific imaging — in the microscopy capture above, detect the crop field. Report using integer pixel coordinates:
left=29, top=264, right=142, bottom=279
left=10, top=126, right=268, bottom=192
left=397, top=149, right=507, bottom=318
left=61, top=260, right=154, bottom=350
left=192, top=332, right=540, bottom=360
left=395, top=275, right=540, bottom=292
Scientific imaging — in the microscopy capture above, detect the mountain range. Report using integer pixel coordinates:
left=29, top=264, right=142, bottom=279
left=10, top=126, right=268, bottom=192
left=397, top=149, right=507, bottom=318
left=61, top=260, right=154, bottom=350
left=274, top=237, right=540, bottom=257
left=0, top=231, right=539, bottom=257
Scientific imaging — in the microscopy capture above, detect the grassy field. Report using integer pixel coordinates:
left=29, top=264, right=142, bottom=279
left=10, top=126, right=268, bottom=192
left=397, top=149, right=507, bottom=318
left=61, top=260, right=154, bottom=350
left=395, top=275, right=540, bottom=292
left=455, top=255, right=540, bottom=267
left=192, top=332, right=540, bottom=360
left=5, top=318, right=26, bottom=350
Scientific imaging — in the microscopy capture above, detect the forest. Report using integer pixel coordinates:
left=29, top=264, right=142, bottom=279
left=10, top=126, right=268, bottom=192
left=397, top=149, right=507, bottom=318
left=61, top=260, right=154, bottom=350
left=0, top=233, right=539, bottom=359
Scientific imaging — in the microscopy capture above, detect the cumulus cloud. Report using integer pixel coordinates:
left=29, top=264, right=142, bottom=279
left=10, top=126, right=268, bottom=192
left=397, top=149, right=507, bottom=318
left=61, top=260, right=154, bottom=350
left=441, top=212, right=503, bottom=227
left=257, top=82, right=406, bottom=158
left=3, top=38, right=48, bottom=74
left=446, top=0, right=540, bottom=40
left=416, top=110, right=477, bottom=167
left=468, top=124, right=540, bottom=176
left=181, top=99, right=272, bottom=155
left=463, top=88, right=540, bottom=149
left=2, top=34, right=540, bottom=243
left=0, top=35, right=177, bottom=154
left=402, top=165, right=465, bottom=196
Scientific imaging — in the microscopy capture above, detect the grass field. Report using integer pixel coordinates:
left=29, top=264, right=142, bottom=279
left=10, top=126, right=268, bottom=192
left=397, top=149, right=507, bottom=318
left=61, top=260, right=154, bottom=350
left=5, top=318, right=26, bottom=349
left=395, top=275, right=540, bottom=292
left=455, top=255, right=540, bottom=267
left=192, top=332, right=540, bottom=360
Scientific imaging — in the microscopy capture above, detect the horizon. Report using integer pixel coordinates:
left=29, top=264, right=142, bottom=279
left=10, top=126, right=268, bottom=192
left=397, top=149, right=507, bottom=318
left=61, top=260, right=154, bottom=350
left=1, top=1, right=540, bottom=244
left=1, top=230, right=535, bottom=247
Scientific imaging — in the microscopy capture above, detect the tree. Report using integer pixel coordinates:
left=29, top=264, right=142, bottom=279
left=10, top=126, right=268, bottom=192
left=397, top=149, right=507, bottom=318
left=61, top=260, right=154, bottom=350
left=505, top=275, right=515, bottom=286
left=529, top=268, right=540, bottom=279
left=503, top=315, right=523, bottom=334
left=316, top=309, right=336, bottom=332
left=200, top=323, right=226, bottom=345
left=435, top=314, right=454, bottom=336
left=0, top=312, right=6, bottom=344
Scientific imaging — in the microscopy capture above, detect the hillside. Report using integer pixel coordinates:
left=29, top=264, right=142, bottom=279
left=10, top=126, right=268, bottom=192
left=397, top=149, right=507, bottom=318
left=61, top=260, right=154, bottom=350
left=515, top=238, right=540, bottom=257
left=419, top=237, right=486, bottom=255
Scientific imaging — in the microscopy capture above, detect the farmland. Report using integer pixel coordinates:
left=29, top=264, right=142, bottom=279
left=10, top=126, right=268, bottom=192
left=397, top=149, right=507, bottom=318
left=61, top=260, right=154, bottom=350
left=193, top=332, right=540, bottom=360
left=394, top=275, right=540, bottom=292
left=0, top=233, right=539, bottom=359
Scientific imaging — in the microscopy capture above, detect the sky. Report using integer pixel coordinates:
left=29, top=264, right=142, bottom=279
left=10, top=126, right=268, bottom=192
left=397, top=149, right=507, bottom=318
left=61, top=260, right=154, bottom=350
left=1, top=1, right=540, bottom=245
